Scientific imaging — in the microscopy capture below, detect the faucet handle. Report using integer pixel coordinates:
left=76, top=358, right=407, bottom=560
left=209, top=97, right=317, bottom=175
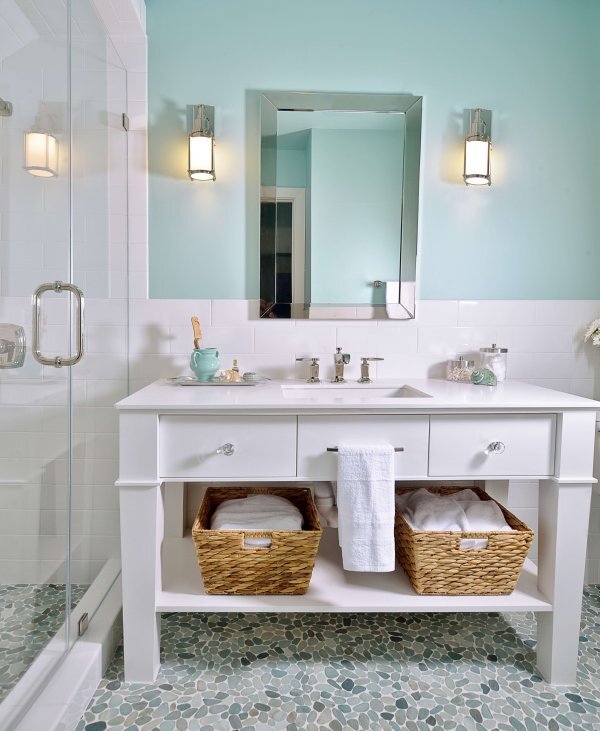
left=336, top=348, right=350, bottom=365
left=296, top=356, right=320, bottom=383
left=358, top=357, right=384, bottom=384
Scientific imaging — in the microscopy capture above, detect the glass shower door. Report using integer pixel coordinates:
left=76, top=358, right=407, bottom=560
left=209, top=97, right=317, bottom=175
left=0, top=0, right=128, bottom=710
left=0, top=0, right=73, bottom=703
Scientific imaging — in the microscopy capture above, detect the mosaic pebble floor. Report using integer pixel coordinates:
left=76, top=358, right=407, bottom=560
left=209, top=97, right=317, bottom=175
left=0, top=583, right=87, bottom=702
left=77, top=586, right=599, bottom=731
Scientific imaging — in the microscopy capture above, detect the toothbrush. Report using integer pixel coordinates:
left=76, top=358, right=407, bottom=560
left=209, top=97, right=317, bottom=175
left=191, top=316, right=203, bottom=350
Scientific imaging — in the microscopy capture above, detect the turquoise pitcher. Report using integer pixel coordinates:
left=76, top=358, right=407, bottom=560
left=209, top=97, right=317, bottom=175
left=190, top=347, right=220, bottom=382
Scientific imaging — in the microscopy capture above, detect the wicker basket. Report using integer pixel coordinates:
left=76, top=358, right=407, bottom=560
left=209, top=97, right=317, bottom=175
left=192, top=486, right=322, bottom=595
left=394, top=486, right=534, bottom=596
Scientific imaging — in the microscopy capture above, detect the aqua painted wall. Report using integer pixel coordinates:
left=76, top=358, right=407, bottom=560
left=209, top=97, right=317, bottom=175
left=146, top=0, right=600, bottom=300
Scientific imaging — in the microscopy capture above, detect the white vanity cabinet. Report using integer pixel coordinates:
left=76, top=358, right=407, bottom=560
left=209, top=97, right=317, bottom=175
left=116, top=379, right=599, bottom=687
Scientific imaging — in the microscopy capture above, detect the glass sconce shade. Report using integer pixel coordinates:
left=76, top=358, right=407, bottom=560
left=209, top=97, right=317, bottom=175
left=188, top=131, right=215, bottom=181
left=24, top=131, right=58, bottom=177
left=463, top=108, right=491, bottom=186
left=188, top=104, right=215, bottom=181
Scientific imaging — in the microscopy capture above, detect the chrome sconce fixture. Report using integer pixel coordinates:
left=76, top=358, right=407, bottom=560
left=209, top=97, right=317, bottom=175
left=463, top=108, right=491, bottom=186
left=24, top=131, right=58, bottom=177
left=188, top=104, right=215, bottom=181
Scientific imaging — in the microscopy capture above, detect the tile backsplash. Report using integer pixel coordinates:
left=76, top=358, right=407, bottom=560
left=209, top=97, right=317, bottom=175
left=129, top=298, right=599, bottom=399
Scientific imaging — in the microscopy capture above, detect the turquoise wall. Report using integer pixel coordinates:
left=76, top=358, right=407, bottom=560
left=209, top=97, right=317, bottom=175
left=310, top=129, right=404, bottom=305
left=261, top=148, right=307, bottom=188
left=146, top=0, right=600, bottom=300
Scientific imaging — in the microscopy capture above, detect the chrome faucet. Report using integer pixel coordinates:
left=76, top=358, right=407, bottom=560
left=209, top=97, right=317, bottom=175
left=332, top=347, right=350, bottom=383
left=296, top=356, right=320, bottom=383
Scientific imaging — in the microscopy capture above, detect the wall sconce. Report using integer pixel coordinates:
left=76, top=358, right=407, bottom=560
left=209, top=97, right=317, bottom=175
left=24, top=131, right=58, bottom=177
left=463, top=108, right=491, bottom=186
left=188, top=104, right=215, bottom=181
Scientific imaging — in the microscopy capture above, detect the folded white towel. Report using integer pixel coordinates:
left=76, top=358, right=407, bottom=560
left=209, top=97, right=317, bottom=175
left=210, top=494, right=303, bottom=547
left=395, top=488, right=512, bottom=550
left=337, top=444, right=395, bottom=572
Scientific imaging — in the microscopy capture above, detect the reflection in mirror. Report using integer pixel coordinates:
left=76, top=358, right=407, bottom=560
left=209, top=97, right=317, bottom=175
left=259, top=91, right=422, bottom=320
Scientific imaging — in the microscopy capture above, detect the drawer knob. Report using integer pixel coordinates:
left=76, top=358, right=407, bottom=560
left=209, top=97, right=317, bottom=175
left=216, top=443, right=235, bottom=456
left=486, top=441, right=505, bottom=455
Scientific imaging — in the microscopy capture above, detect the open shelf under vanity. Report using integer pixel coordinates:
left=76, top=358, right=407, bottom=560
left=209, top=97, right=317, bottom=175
left=158, top=528, right=551, bottom=614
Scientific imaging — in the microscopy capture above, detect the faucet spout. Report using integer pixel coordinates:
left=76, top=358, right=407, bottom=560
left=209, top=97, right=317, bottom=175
left=332, top=347, right=350, bottom=383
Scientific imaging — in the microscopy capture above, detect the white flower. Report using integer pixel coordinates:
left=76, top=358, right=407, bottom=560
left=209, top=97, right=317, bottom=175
left=584, top=318, right=600, bottom=345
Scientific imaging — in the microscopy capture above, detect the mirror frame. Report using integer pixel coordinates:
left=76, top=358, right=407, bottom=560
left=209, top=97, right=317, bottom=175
left=258, top=90, right=423, bottom=320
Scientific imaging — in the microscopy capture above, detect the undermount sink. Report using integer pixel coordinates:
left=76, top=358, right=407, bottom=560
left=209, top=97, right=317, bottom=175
left=281, top=384, right=431, bottom=399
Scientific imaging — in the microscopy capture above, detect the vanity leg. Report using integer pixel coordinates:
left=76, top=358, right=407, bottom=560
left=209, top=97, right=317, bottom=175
left=535, top=480, right=592, bottom=685
left=119, top=482, right=163, bottom=682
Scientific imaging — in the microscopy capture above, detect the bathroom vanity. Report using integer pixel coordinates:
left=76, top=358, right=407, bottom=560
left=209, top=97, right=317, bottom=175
left=116, top=379, right=599, bottom=685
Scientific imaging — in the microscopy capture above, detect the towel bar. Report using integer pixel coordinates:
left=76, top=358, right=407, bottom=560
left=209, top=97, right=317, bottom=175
left=326, top=447, right=404, bottom=452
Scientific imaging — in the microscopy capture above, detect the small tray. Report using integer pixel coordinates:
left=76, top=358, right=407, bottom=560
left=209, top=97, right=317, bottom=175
left=169, top=376, right=265, bottom=387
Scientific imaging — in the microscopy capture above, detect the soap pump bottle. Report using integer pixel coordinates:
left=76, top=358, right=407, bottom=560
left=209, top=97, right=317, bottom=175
left=231, top=359, right=241, bottom=382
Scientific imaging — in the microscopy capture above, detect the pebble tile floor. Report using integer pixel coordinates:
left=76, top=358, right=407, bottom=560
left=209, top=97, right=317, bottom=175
left=76, top=585, right=600, bottom=731
left=0, top=583, right=87, bottom=702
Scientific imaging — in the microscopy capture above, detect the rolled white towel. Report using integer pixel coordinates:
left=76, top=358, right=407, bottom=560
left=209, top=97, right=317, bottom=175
left=462, top=500, right=511, bottom=532
left=395, top=489, right=512, bottom=550
left=210, top=494, right=303, bottom=547
left=396, top=489, right=464, bottom=530
left=448, top=488, right=483, bottom=503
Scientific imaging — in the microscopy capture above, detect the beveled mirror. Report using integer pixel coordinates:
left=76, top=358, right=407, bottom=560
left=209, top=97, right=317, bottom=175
left=259, top=91, right=422, bottom=319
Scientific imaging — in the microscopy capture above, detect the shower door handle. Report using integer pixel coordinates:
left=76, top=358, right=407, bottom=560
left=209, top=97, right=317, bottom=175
left=32, top=281, right=85, bottom=367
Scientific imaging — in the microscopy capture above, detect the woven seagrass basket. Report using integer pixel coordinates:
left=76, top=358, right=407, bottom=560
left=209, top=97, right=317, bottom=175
left=394, top=486, right=534, bottom=596
left=192, top=486, right=322, bottom=595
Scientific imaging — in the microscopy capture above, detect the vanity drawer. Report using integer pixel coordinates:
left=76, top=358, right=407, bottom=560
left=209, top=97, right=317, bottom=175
left=159, top=415, right=297, bottom=478
left=428, top=415, right=556, bottom=477
left=297, top=416, right=429, bottom=480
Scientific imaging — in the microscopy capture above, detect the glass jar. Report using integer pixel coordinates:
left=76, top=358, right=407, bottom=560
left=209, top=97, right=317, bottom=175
left=446, top=356, right=475, bottom=382
left=479, top=344, right=508, bottom=382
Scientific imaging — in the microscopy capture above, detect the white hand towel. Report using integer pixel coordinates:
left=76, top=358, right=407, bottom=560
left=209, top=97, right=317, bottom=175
left=337, top=444, right=395, bottom=572
left=210, top=494, right=303, bottom=547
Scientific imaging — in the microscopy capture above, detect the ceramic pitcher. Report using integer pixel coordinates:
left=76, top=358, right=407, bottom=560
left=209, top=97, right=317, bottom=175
left=190, top=347, right=220, bottom=382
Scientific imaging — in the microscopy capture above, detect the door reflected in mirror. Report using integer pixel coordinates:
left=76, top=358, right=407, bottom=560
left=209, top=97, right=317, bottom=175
left=259, top=91, right=422, bottom=320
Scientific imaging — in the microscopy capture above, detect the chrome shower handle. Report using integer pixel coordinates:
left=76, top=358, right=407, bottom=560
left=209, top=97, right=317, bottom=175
left=32, top=281, right=85, bottom=367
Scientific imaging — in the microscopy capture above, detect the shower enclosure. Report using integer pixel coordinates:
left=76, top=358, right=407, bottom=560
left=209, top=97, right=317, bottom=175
left=0, top=0, right=128, bottom=717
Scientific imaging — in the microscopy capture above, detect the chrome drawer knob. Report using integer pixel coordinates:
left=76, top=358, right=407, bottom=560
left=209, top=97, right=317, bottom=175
left=216, top=443, right=235, bottom=456
left=486, top=441, right=505, bottom=455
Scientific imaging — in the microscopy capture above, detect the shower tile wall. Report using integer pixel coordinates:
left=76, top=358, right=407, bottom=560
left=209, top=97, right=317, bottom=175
left=0, top=4, right=133, bottom=587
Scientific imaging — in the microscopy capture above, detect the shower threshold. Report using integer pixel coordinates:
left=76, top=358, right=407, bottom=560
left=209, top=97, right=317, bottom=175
left=0, top=561, right=121, bottom=731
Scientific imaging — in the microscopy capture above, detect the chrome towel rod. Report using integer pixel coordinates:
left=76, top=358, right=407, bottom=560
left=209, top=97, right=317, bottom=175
left=327, top=447, right=404, bottom=452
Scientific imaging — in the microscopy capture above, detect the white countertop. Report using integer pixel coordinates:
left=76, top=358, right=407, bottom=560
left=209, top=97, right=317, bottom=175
left=115, top=378, right=600, bottom=413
